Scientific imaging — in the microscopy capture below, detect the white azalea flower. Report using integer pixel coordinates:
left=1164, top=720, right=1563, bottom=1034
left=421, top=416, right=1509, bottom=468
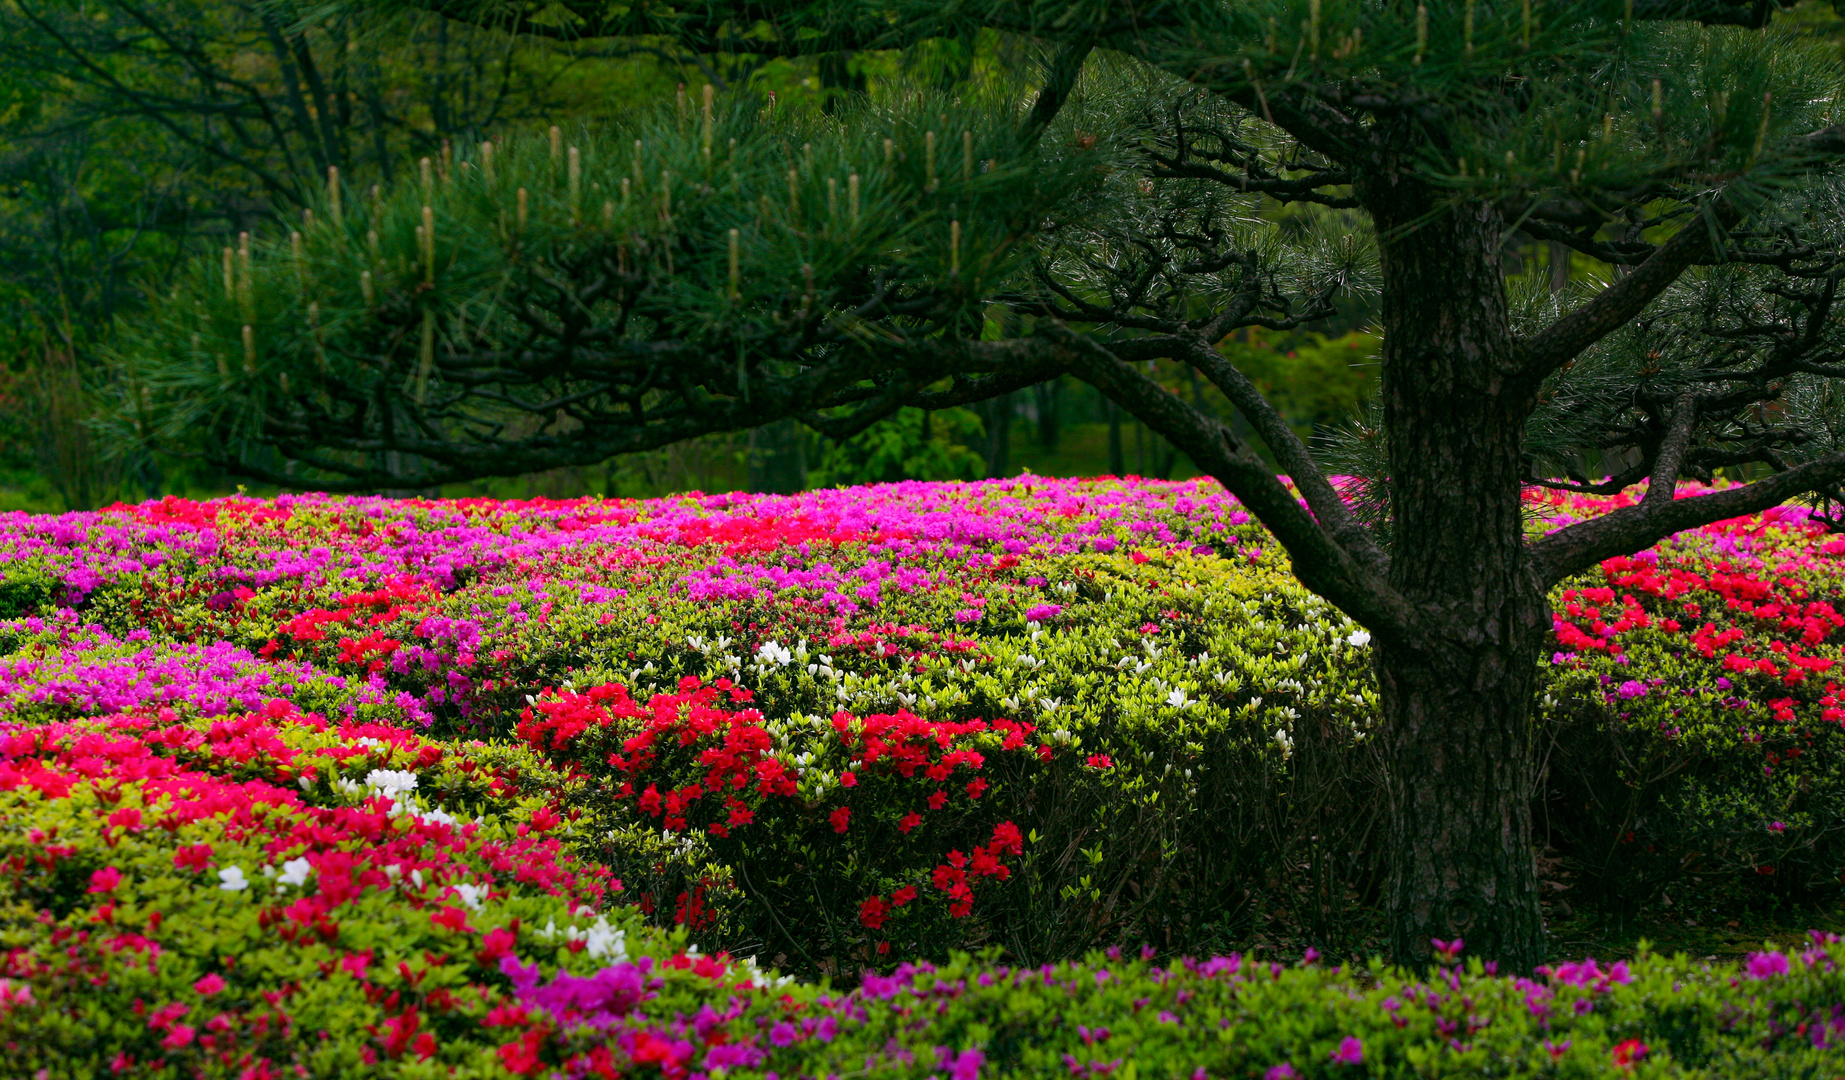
left=276, top=857, right=313, bottom=888
left=584, top=917, right=627, bottom=960
left=365, top=769, right=419, bottom=800
left=217, top=866, right=249, bottom=892
left=1347, top=629, right=1372, bottom=648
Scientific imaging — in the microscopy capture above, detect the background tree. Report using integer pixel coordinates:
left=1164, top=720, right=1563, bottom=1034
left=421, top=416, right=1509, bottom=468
left=112, top=0, right=1845, bottom=968
left=0, top=0, right=711, bottom=504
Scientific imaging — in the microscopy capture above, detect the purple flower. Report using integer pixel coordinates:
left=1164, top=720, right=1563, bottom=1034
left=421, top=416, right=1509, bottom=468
left=1264, top=1065, right=1297, bottom=1080
left=1330, top=1036, right=1363, bottom=1065
left=703, top=1043, right=764, bottom=1070
left=770, top=1021, right=798, bottom=1047
left=500, top=955, right=653, bottom=1029
left=1025, top=603, right=1063, bottom=622
left=1745, top=951, right=1790, bottom=980
left=934, top=1047, right=984, bottom=1080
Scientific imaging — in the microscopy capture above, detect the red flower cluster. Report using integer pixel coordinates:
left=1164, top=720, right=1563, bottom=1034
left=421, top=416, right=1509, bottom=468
left=1553, top=556, right=1841, bottom=690
left=521, top=677, right=1041, bottom=931
left=920, top=821, right=1026, bottom=918
left=276, top=576, right=433, bottom=643
left=516, top=683, right=639, bottom=754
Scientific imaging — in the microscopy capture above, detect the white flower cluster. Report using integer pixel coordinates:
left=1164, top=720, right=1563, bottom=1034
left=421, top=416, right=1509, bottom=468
left=535, top=912, right=628, bottom=960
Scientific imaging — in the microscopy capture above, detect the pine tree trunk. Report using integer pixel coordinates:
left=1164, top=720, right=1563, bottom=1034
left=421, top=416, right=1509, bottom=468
left=1363, top=182, right=1550, bottom=970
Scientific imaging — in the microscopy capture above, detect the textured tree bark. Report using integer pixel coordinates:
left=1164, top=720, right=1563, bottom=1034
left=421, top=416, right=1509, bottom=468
left=1362, top=179, right=1551, bottom=970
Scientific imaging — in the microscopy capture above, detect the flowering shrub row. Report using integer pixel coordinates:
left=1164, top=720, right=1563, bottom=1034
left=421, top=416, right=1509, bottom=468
left=4, top=698, right=1843, bottom=1077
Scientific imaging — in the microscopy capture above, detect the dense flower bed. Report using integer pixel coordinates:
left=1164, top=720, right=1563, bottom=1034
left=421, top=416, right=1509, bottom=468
left=2, top=477, right=1844, bottom=1074
left=4, top=700, right=1843, bottom=1077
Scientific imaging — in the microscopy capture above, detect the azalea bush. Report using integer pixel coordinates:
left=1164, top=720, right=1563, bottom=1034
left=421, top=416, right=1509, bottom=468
left=3, top=700, right=1844, bottom=1077
left=0, top=477, right=1842, bottom=973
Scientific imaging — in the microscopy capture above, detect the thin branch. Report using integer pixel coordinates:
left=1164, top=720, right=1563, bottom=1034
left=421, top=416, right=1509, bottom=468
left=1020, top=38, right=1094, bottom=145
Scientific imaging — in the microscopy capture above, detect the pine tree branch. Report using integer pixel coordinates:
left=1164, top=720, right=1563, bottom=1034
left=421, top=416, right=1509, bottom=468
left=1642, top=392, right=1698, bottom=508
left=1180, top=338, right=1392, bottom=582
left=1514, top=203, right=1736, bottom=391
left=1631, top=0, right=1782, bottom=28
left=1040, top=321, right=1420, bottom=645
left=368, top=0, right=885, bottom=53
left=1020, top=38, right=1094, bottom=144
left=1529, top=451, right=1845, bottom=585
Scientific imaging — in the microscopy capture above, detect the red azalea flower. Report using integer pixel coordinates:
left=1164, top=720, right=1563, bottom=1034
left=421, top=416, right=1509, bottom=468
left=173, top=844, right=214, bottom=872
left=498, top=1028, right=548, bottom=1075
left=192, top=974, right=226, bottom=996
left=429, top=906, right=473, bottom=934
left=1610, top=1039, right=1647, bottom=1068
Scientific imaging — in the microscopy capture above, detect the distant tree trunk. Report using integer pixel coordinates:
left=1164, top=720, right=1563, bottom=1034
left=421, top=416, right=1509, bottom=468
left=24, top=346, right=119, bottom=510
left=1032, top=379, right=1062, bottom=451
left=1548, top=241, right=1572, bottom=293
left=748, top=418, right=806, bottom=494
left=817, top=52, right=867, bottom=114
left=1187, top=365, right=1213, bottom=420
left=1106, top=399, right=1124, bottom=476
left=984, top=392, right=1012, bottom=478
left=1154, top=439, right=1177, bottom=479
left=1362, top=178, right=1550, bottom=972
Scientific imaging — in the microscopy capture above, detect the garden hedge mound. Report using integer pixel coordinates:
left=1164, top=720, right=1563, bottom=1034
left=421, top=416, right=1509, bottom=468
left=0, top=478, right=1841, bottom=1048
left=3, top=704, right=1842, bottom=1078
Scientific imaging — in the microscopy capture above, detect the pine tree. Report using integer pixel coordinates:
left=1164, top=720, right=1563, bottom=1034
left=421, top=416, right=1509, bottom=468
left=110, top=1, right=1845, bottom=968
